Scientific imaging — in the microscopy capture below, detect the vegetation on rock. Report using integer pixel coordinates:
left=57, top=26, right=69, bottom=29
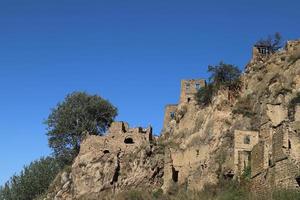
left=255, top=32, right=283, bottom=52
left=195, top=62, right=241, bottom=106
left=45, top=91, right=118, bottom=165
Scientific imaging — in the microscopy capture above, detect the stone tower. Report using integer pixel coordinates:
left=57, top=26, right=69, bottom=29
left=180, top=79, right=206, bottom=104
left=251, top=44, right=272, bottom=62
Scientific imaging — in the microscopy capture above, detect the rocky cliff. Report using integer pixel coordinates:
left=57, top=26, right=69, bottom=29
left=44, top=39, right=300, bottom=200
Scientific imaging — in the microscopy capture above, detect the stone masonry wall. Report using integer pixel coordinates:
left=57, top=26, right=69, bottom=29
left=234, top=130, right=259, bottom=174
left=251, top=141, right=266, bottom=178
left=163, top=104, right=178, bottom=131
left=180, top=79, right=206, bottom=104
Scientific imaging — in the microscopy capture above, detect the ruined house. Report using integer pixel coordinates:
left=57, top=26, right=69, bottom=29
left=234, top=130, right=259, bottom=176
left=249, top=103, right=300, bottom=199
left=162, top=79, right=206, bottom=132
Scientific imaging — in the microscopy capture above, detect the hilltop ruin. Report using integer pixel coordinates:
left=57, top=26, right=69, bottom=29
left=44, top=39, right=300, bottom=200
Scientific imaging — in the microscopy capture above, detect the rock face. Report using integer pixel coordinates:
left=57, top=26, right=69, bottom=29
left=161, top=39, right=300, bottom=197
left=45, top=122, right=164, bottom=200
left=45, top=39, right=300, bottom=199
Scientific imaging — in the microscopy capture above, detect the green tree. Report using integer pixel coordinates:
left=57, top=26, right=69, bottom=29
left=195, top=62, right=241, bottom=106
left=0, top=157, right=61, bottom=200
left=45, top=92, right=118, bottom=164
left=208, top=62, right=241, bottom=91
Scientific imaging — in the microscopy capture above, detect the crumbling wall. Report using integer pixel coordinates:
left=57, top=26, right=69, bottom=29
left=180, top=79, right=206, bottom=104
left=163, top=104, right=178, bottom=131
left=272, top=126, right=287, bottom=163
left=251, top=170, right=273, bottom=200
left=234, top=130, right=259, bottom=174
left=295, top=104, right=300, bottom=122
left=251, top=141, right=267, bottom=178
left=108, top=121, right=129, bottom=133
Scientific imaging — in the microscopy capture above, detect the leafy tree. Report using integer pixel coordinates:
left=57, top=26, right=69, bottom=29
left=0, top=157, right=61, bottom=200
left=208, top=62, right=241, bottom=91
left=45, top=92, right=118, bottom=164
left=195, top=62, right=242, bottom=106
left=255, top=32, right=283, bottom=52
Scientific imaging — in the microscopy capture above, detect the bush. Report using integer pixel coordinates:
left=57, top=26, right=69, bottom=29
left=109, top=178, right=250, bottom=200
left=0, top=157, right=61, bottom=200
left=195, top=62, right=242, bottom=106
left=272, top=189, right=300, bottom=200
left=208, top=62, right=242, bottom=91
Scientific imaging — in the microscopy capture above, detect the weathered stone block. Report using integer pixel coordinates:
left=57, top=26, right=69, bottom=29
left=266, top=104, right=288, bottom=127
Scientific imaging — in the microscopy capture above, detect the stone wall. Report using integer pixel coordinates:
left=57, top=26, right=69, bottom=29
left=234, top=130, right=259, bottom=174
left=180, top=79, right=206, bottom=104
left=162, top=104, right=178, bottom=131
left=108, top=121, right=129, bottom=133
left=272, top=126, right=287, bottom=163
left=295, top=104, right=300, bottom=122
left=251, top=170, right=273, bottom=200
left=250, top=124, right=300, bottom=197
left=251, top=141, right=266, bottom=178
left=162, top=146, right=212, bottom=192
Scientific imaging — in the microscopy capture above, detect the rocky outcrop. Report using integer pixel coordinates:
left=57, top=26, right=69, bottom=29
left=44, top=123, right=164, bottom=200
left=161, top=39, right=300, bottom=195
left=45, top=39, right=300, bottom=199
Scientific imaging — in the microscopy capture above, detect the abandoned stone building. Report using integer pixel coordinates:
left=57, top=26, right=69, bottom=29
left=252, top=44, right=272, bottom=58
left=233, top=104, right=300, bottom=198
left=162, top=79, right=206, bottom=131
left=180, top=79, right=206, bottom=104
left=234, top=130, right=259, bottom=175
left=81, top=121, right=153, bottom=155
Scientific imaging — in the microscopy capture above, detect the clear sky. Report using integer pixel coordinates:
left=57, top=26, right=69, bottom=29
left=0, top=0, right=299, bottom=185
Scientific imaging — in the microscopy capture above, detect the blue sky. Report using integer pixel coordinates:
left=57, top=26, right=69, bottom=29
left=0, top=0, right=299, bottom=185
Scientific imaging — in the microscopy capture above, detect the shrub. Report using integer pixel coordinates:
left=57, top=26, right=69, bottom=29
left=195, top=62, right=242, bottom=106
left=272, top=189, right=300, bottom=200
left=105, top=179, right=251, bottom=200
left=241, top=165, right=251, bottom=180
left=0, top=157, right=61, bottom=200
left=208, top=62, right=242, bottom=91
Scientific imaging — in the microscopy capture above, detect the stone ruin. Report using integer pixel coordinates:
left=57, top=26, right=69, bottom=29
left=251, top=44, right=272, bottom=62
left=162, top=79, right=206, bottom=132
left=180, top=79, right=206, bottom=104
left=81, top=121, right=153, bottom=156
left=234, top=130, right=259, bottom=176
left=233, top=104, right=300, bottom=199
